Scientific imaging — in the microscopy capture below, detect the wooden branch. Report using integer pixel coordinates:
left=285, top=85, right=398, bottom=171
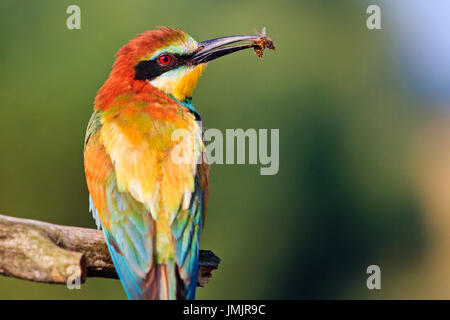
left=0, top=214, right=220, bottom=287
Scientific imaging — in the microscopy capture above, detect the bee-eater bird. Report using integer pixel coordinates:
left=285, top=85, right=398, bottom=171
left=84, top=27, right=273, bottom=300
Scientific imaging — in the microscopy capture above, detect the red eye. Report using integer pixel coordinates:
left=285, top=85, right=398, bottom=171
left=158, top=55, right=172, bottom=65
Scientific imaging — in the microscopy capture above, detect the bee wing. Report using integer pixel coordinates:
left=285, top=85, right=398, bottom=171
left=261, top=26, right=266, bottom=36
left=253, top=27, right=267, bottom=37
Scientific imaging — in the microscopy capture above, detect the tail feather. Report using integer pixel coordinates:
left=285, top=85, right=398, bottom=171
left=142, top=263, right=179, bottom=300
left=105, top=229, right=186, bottom=299
left=104, top=229, right=144, bottom=299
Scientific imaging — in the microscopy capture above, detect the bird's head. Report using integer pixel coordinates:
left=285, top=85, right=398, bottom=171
left=96, top=27, right=269, bottom=105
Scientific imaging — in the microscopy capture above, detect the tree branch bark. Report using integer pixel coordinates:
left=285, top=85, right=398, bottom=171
left=0, top=214, right=220, bottom=287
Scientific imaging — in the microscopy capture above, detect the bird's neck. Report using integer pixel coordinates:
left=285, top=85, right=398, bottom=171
left=94, top=77, right=202, bottom=121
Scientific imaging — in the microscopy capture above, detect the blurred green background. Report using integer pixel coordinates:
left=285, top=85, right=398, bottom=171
left=1, top=0, right=449, bottom=299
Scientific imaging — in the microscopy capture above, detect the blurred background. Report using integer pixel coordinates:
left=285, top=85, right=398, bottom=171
left=0, top=0, right=449, bottom=299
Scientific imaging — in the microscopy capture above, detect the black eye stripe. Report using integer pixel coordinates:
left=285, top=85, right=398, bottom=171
left=134, top=53, right=188, bottom=81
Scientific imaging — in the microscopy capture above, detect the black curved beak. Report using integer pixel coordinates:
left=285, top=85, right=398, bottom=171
left=187, top=35, right=263, bottom=65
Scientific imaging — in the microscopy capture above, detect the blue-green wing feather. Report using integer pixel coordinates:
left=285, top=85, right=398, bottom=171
left=101, top=174, right=154, bottom=300
left=172, top=163, right=208, bottom=299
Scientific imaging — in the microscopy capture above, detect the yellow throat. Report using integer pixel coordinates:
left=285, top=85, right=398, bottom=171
left=149, top=64, right=207, bottom=101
